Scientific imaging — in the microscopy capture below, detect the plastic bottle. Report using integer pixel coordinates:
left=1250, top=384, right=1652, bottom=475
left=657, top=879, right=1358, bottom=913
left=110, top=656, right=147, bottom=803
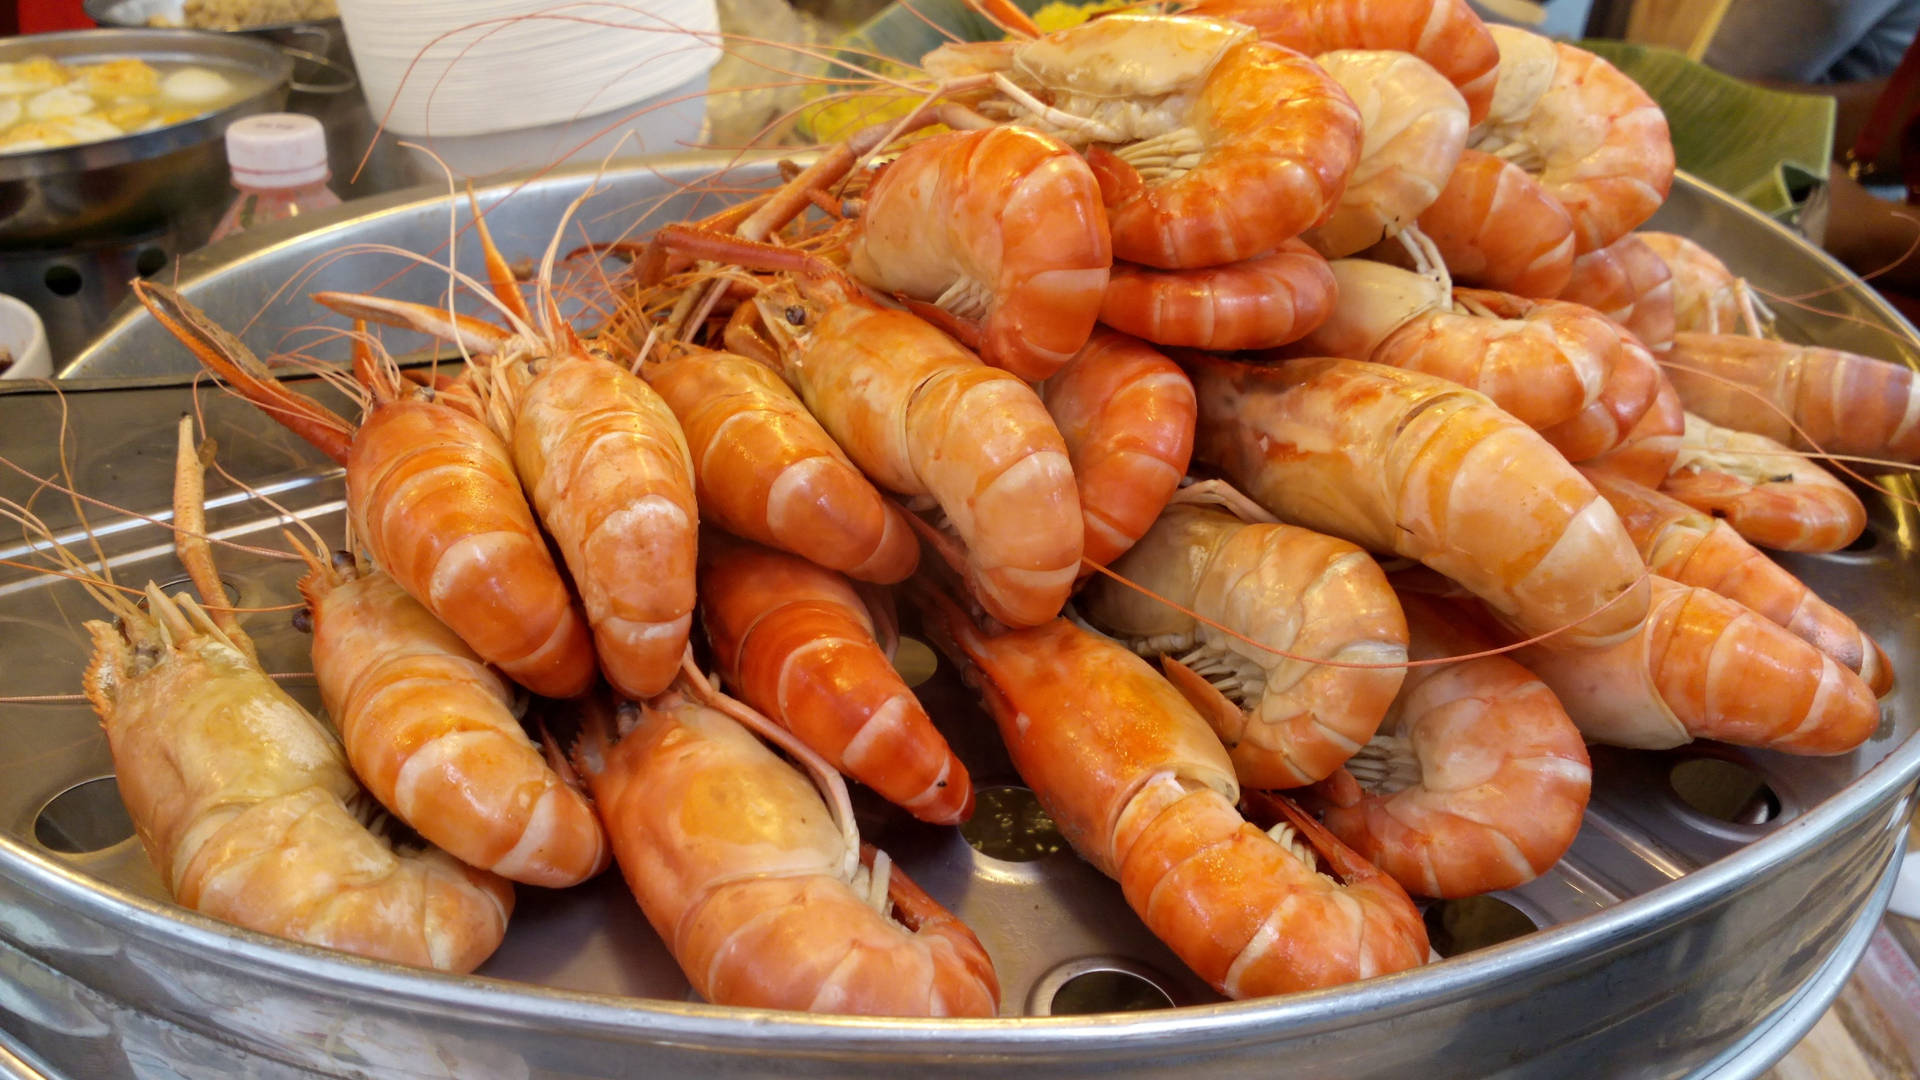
left=208, top=113, right=342, bottom=244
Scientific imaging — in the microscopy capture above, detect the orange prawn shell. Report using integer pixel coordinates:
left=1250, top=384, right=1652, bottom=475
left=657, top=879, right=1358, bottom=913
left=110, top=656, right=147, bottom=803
left=1664, top=332, right=1920, bottom=463
left=347, top=395, right=597, bottom=699
left=764, top=278, right=1082, bottom=627
left=698, top=538, right=974, bottom=824
left=1320, top=593, right=1590, bottom=899
left=508, top=353, right=699, bottom=700
left=1582, top=467, right=1891, bottom=694
left=1092, top=38, right=1363, bottom=268
left=1039, top=329, right=1196, bottom=567
left=1557, top=233, right=1677, bottom=351
left=949, top=618, right=1240, bottom=877
left=1098, top=241, right=1336, bottom=351
left=1413, top=148, right=1575, bottom=298
left=933, top=611, right=1427, bottom=995
left=303, top=567, right=610, bottom=887
left=850, top=125, right=1110, bottom=382
left=1185, top=0, right=1500, bottom=123
left=85, top=604, right=512, bottom=973
left=1186, top=353, right=1650, bottom=647
left=577, top=696, right=999, bottom=1016
left=644, top=345, right=917, bottom=583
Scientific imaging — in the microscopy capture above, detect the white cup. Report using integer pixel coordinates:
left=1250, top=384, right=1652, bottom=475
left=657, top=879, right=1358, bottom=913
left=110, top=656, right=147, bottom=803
left=0, top=294, right=52, bottom=381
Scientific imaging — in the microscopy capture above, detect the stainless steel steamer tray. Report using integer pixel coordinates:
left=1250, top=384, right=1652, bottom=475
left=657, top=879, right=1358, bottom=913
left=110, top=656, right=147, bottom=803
left=10, top=160, right=1920, bottom=1079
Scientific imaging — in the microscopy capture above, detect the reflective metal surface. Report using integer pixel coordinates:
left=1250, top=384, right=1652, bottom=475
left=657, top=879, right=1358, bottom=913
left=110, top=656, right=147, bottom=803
left=0, top=30, right=292, bottom=247
left=84, top=0, right=358, bottom=97
left=15, top=161, right=1920, bottom=1078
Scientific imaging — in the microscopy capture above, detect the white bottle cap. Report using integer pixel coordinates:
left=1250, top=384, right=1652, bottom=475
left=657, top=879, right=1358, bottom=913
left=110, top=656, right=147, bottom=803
left=224, top=113, right=330, bottom=188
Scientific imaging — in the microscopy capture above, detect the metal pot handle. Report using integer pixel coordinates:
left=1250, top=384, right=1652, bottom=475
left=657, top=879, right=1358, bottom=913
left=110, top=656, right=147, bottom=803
left=278, top=44, right=358, bottom=96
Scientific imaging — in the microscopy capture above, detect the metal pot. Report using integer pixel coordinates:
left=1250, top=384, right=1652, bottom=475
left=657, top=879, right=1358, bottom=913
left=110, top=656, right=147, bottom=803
left=83, top=0, right=357, bottom=96
left=22, top=157, right=1920, bottom=1079
left=0, top=29, right=292, bottom=249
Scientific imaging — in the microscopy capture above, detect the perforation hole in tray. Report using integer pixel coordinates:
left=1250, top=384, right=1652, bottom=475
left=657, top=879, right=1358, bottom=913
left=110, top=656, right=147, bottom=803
left=34, top=776, right=135, bottom=855
left=1669, top=758, right=1781, bottom=825
left=960, top=785, right=1066, bottom=862
left=891, top=636, right=938, bottom=688
left=1028, top=959, right=1176, bottom=1016
left=1423, top=895, right=1537, bottom=958
left=1842, top=528, right=1880, bottom=553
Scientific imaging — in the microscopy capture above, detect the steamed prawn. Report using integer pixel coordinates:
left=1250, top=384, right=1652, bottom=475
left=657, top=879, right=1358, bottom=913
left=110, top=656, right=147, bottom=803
left=1517, top=577, right=1878, bottom=755
left=571, top=677, right=998, bottom=1015
left=846, top=124, right=1111, bottom=381
left=132, top=280, right=597, bottom=700
left=1661, top=412, right=1867, bottom=553
left=666, top=226, right=1083, bottom=628
left=699, top=534, right=973, bottom=824
left=920, top=591, right=1429, bottom=998
left=1470, top=26, right=1674, bottom=254
left=1183, top=0, right=1499, bottom=124
left=1036, top=328, right=1196, bottom=568
left=1080, top=498, right=1408, bottom=789
left=1314, top=591, right=1590, bottom=899
left=1184, top=352, right=1650, bottom=647
left=1581, top=467, right=1891, bottom=693
left=925, top=14, right=1362, bottom=268
left=300, top=550, right=611, bottom=888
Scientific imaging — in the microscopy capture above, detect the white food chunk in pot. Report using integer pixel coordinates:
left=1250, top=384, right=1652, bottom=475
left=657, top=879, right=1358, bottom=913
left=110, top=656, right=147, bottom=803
left=26, top=86, right=95, bottom=121
left=160, top=67, right=232, bottom=105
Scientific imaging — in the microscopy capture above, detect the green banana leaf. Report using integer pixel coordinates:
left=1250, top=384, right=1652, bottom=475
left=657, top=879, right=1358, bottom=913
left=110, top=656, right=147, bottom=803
left=1578, top=40, right=1835, bottom=219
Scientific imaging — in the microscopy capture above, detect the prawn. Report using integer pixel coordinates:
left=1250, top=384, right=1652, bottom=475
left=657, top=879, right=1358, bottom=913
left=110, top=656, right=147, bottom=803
left=846, top=124, right=1111, bottom=381
left=1293, top=254, right=1620, bottom=431
left=1408, top=148, right=1575, bottom=298
left=1097, top=241, right=1336, bottom=351
left=570, top=672, right=999, bottom=1015
left=1183, top=352, right=1650, bottom=647
left=1183, top=0, right=1500, bottom=124
left=640, top=342, right=918, bottom=583
left=1638, top=231, right=1773, bottom=337
left=1578, top=370, right=1684, bottom=489
left=1664, top=332, right=1920, bottom=463
left=46, top=419, right=513, bottom=971
left=1537, top=332, right=1661, bottom=463
left=132, top=281, right=598, bottom=700
left=924, top=13, right=1362, bottom=268
left=315, top=201, right=700, bottom=701
left=1469, top=26, right=1674, bottom=254
left=1556, top=232, right=1677, bottom=351
left=918, top=589, right=1429, bottom=998
left=1516, top=576, right=1878, bottom=755
left=698, top=534, right=973, bottom=825
left=299, top=548, right=611, bottom=887
left=1036, top=328, right=1196, bottom=568
left=666, top=226, right=1083, bottom=628
left=1580, top=467, right=1891, bottom=693
left=1079, top=496, right=1408, bottom=789
left=1313, top=591, right=1590, bottom=900
left=1661, top=412, right=1868, bottom=553
left=1300, top=50, right=1468, bottom=260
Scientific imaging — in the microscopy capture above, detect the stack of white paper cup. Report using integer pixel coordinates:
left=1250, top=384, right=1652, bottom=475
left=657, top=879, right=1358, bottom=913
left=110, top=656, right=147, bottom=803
left=338, top=0, right=721, bottom=175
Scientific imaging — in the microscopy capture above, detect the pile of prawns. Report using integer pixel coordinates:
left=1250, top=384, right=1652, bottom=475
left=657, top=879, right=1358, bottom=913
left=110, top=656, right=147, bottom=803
left=53, top=0, right=1911, bottom=1017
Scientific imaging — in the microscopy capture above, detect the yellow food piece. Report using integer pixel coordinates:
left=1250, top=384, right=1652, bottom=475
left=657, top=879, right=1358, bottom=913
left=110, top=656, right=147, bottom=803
left=104, top=102, right=154, bottom=129
left=799, top=57, right=930, bottom=144
left=0, top=57, right=70, bottom=96
left=79, top=59, right=162, bottom=98
left=1030, top=0, right=1130, bottom=32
